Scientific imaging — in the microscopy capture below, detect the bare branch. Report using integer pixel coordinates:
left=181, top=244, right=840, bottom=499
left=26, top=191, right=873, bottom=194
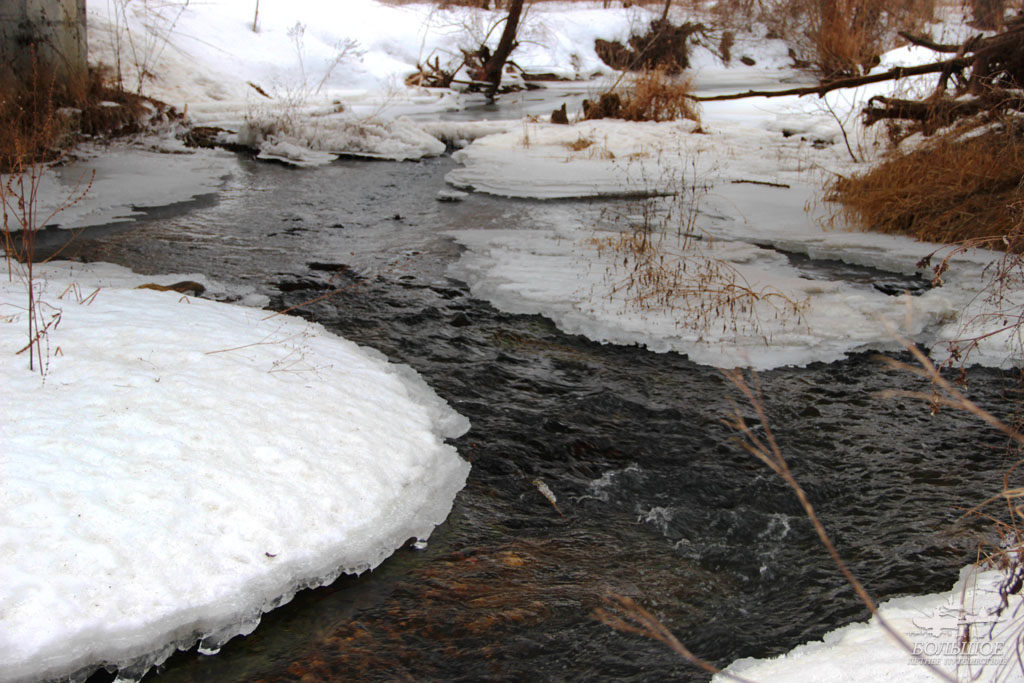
left=721, top=369, right=956, bottom=682
left=690, top=57, right=971, bottom=102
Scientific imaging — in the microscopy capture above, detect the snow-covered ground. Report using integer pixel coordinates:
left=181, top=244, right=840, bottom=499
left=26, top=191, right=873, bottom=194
left=0, top=263, right=469, bottom=682
left=86, top=0, right=650, bottom=162
left=715, top=567, right=1024, bottom=682
left=3, top=0, right=1019, bottom=680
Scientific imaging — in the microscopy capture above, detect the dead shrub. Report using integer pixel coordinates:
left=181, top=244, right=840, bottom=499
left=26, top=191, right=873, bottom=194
left=621, top=69, right=701, bottom=122
left=808, top=0, right=889, bottom=79
left=594, top=19, right=706, bottom=74
left=829, top=121, right=1024, bottom=246
left=0, top=68, right=74, bottom=168
left=1, top=64, right=97, bottom=375
left=1, top=59, right=172, bottom=373
left=585, top=69, right=701, bottom=123
left=971, top=0, right=1008, bottom=30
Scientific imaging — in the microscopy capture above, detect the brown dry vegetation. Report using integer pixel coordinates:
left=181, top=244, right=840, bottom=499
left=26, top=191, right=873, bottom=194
left=1, top=62, right=174, bottom=374
left=827, top=11, right=1024, bottom=250
left=0, top=64, right=164, bottom=171
left=620, top=69, right=700, bottom=121
left=592, top=187, right=806, bottom=339
left=595, top=19, right=707, bottom=74
left=595, top=227, right=807, bottom=336
left=585, top=69, right=701, bottom=123
left=711, top=0, right=938, bottom=79
left=830, top=121, right=1024, bottom=246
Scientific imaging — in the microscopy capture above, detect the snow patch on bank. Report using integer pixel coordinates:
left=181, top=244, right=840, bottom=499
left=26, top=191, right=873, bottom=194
left=715, top=566, right=1024, bottom=682
left=83, top=0, right=651, bottom=163
left=0, top=261, right=470, bottom=683
left=447, top=119, right=706, bottom=198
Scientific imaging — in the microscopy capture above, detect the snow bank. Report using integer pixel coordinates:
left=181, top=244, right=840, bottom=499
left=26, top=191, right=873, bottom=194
left=87, top=0, right=642, bottom=103
left=447, top=119, right=706, bottom=198
left=0, top=261, right=470, bottom=682
left=715, top=566, right=1024, bottom=682
left=83, top=0, right=649, bottom=163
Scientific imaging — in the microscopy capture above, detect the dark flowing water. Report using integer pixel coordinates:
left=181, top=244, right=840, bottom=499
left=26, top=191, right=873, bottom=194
left=63, top=153, right=1017, bottom=682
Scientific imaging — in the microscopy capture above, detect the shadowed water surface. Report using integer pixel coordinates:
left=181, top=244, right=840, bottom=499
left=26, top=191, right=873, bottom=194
left=62, top=154, right=1017, bottom=682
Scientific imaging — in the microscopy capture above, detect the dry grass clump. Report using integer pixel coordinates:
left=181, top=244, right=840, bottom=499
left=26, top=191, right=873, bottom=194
left=1, top=61, right=166, bottom=374
left=0, top=64, right=160, bottom=171
left=621, top=69, right=701, bottom=122
left=564, top=135, right=595, bottom=151
left=0, top=68, right=80, bottom=168
left=593, top=226, right=805, bottom=337
left=804, top=0, right=892, bottom=78
left=829, top=121, right=1024, bottom=246
left=585, top=69, right=701, bottom=123
left=591, top=180, right=805, bottom=339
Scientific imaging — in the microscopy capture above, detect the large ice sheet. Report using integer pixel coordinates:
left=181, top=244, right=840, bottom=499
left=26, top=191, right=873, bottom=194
left=0, top=262, right=470, bottom=682
left=446, top=225, right=981, bottom=370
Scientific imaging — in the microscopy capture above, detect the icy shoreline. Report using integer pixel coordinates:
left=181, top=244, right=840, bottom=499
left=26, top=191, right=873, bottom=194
left=0, top=262, right=470, bottom=682
left=715, top=566, right=1024, bottom=682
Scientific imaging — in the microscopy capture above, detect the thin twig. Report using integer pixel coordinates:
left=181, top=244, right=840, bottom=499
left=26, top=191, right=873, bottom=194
left=721, top=369, right=956, bottom=682
left=594, top=594, right=756, bottom=682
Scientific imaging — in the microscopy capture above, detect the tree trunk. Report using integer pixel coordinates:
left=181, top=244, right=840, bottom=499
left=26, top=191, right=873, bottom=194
left=483, top=0, right=524, bottom=99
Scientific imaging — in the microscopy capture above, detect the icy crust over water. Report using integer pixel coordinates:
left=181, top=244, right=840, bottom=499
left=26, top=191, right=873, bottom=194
left=0, top=262, right=470, bottom=683
left=447, top=227, right=956, bottom=370
left=444, top=116, right=1020, bottom=369
left=10, top=141, right=234, bottom=231
left=715, top=566, right=1024, bottom=682
left=238, top=114, right=448, bottom=166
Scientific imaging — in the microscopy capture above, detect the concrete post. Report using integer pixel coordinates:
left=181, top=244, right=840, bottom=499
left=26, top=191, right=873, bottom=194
left=0, top=0, right=88, bottom=85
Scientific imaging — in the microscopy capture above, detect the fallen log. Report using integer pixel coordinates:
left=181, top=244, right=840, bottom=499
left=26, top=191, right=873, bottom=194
left=863, top=92, right=1024, bottom=127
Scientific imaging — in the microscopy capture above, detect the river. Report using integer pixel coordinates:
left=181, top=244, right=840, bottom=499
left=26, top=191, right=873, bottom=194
left=60, top=151, right=1015, bottom=682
